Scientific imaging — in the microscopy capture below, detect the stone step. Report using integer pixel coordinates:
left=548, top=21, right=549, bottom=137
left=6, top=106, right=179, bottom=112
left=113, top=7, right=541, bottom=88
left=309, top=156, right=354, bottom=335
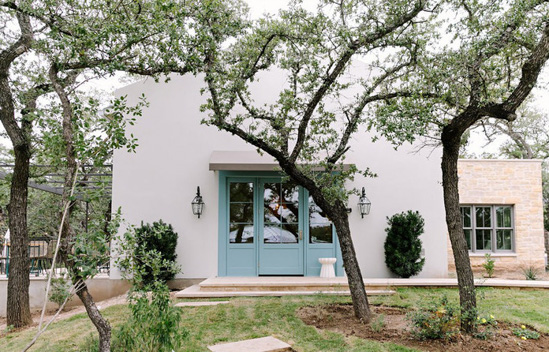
left=196, top=277, right=391, bottom=292
left=175, top=301, right=230, bottom=307
left=208, top=336, right=292, bottom=352
left=175, top=284, right=395, bottom=298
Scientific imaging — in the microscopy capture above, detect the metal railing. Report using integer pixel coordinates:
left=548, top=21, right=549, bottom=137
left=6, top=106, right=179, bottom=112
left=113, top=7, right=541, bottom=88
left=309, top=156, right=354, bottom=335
left=0, top=237, right=110, bottom=277
left=1, top=237, right=54, bottom=277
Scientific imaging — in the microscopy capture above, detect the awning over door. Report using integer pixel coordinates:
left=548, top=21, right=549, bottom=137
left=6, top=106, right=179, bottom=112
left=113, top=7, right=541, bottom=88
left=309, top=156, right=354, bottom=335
left=209, top=151, right=353, bottom=171
left=209, top=151, right=280, bottom=171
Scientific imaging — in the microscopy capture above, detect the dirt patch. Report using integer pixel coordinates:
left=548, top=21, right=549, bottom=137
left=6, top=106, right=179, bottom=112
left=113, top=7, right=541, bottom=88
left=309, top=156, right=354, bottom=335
left=298, top=304, right=549, bottom=351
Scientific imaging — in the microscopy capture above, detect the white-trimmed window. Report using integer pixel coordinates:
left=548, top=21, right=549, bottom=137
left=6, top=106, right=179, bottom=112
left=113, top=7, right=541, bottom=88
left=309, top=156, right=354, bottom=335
left=460, top=205, right=514, bottom=252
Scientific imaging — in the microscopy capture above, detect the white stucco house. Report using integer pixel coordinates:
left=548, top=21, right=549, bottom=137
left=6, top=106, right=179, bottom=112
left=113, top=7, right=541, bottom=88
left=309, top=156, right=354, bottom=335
left=110, top=73, right=545, bottom=282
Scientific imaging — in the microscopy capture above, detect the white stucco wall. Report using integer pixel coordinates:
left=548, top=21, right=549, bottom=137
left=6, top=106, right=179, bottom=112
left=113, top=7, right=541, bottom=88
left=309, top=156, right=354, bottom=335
left=111, top=73, right=448, bottom=279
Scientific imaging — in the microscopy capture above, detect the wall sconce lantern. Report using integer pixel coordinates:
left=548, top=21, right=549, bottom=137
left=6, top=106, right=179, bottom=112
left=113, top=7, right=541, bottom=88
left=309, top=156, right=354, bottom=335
left=191, top=186, right=204, bottom=218
left=358, top=187, right=371, bottom=218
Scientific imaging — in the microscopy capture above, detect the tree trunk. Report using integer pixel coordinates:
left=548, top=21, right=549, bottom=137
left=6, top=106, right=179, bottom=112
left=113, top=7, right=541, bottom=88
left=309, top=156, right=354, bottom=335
left=50, top=65, right=112, bottom=351
left=76, top=284, right=111, bottom=352
left=328, top=203, right=371, bottom=323
left=6, top=143, right=32, bottom=328
left=441, top=138, right=477, bottom=332
left=278, top=160, right=372, bottom=323
left=0, top=12, right=34, bottom=328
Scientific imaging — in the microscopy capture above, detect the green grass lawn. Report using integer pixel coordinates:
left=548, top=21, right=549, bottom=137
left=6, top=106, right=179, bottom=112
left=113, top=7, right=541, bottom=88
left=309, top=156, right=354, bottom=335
left=1, top=288, right=548, bottom=352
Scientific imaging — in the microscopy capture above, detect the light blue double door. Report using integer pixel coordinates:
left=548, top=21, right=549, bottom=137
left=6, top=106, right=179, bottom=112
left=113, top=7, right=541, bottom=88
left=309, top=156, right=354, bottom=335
left=220, top=172, right=342, bottom=276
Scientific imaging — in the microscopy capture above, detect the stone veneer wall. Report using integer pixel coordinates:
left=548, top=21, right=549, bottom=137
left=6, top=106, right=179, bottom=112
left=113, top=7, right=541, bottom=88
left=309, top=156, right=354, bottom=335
left=447, top=160, right=545, bottom=276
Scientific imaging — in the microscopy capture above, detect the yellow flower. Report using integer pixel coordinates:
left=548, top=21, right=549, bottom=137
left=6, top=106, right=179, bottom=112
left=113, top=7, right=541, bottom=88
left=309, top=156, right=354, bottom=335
left=490, top=315, right=494, bottom=319
left=477, top=316, right=480, bottom=320
left=521, top=336, right=527, bottom=340
left=481, top=318, right=487, bottom=324
left=521, top=325, right=526, bottom=329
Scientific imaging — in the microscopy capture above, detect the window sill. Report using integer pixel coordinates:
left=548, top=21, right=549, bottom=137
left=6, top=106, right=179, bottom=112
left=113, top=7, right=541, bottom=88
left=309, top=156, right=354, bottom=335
left=469, top=252, right=517, bottom=257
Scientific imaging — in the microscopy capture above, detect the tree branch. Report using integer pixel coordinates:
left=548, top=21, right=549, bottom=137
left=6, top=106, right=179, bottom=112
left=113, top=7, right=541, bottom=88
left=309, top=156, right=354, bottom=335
left=290, top=0, right=426, bottom=163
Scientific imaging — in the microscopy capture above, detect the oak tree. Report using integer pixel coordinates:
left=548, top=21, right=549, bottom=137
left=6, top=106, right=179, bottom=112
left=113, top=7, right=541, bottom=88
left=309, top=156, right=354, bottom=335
left=200, top=0, right=432, bottom=322
left=373, top=0, right=549, bottom=331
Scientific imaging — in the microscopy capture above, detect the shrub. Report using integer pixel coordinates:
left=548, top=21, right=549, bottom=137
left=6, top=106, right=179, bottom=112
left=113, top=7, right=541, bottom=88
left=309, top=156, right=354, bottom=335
left=482, top=253, right=495, bottom=278
left=521, top=266, right=539, bottom=280
left=80, top=282, right=187, bottom=352
left=116, top=220, right=180, bottom=290
left=118, top=282, right=186, bottom=352
left=134, top=220, right=179, bottom=286
left=48, top=275, right=72, bottom=309
left=384, top=210, right=425, bottom=278
left=407, top=296, right=460, bottom=340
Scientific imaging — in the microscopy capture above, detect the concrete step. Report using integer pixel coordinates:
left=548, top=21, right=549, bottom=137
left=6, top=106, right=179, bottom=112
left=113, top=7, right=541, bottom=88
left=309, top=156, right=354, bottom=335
left=175, top=284, right=395, bottom=298
left=175, top=301, right=230, bottom=307
left=208, top=336, right=292, bottom=352
left=195, top=277, right=384, bottom=292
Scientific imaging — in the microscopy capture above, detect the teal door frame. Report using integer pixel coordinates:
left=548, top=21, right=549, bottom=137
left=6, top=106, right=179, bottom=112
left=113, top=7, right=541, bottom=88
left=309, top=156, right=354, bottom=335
left=218, top=171, right=343, bottom=277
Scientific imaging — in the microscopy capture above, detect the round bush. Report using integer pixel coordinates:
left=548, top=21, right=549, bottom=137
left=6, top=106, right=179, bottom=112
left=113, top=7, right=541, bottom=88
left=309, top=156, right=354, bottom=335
left=384, top=210, right=425, bottom=278
left=135, top=220, right=178, bottom=285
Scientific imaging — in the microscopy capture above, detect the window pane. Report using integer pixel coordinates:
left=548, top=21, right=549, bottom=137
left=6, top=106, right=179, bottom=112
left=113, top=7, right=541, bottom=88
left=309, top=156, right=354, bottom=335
left=230, top=204, right=254, bottom=223
left=463, top=229, right=472, bottom=250
left=263, top=224, right=298, bottom=243
left=265, top=203, right=299, bottom=224
left=230, top=182, right=253, bottom=203
left=263, top=183, right=281, bottom=203
left=309, top=196, right=333, bottom=244
left=310, top=223, right=332, bottom=244
left=264, top=204, right=281, bottom=223
left=496, top=207, right=512, bottom=228
left=476, top=229, right=492, bottom=250
left=496, top=229, right=512, bottom=250
left=229, top=182, right=254, bottom=244
left=280, top=203, right=298, bottom=223
left=281, top=182, right=299, bottom=203
left=475, top=207, right=491, bottom=228
left=229, top=224, right=254, bottom=243
left=461, top=207, right=472, bottom=228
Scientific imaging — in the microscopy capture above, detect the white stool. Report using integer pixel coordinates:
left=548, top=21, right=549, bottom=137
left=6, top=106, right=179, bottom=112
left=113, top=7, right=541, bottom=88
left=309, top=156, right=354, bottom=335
left=319, top=257, right=337, bottom=278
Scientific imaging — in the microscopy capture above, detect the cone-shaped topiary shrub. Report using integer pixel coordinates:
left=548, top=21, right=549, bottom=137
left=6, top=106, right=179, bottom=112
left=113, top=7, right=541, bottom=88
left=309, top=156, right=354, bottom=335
left=384, top=210, right=425, bottom=278
left=135, top=220, right=178, bottom=286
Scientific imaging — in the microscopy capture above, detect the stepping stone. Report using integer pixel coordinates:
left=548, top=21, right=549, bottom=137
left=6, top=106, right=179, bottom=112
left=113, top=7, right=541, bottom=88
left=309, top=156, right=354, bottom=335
left=175, top=301, right=230, bottom=307
left=208, top=336, right=292, bottom=352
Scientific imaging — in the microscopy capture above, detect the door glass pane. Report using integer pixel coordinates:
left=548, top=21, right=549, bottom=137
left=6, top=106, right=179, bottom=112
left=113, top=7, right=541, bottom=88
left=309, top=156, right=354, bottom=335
left=263, top=181, right=299, bottom=244
left=263, top=224, right=298, bottom=243
left=264, top=204, right=281, bottom=223
left=496, top=229, right=512, bottom=250
left=280, top=203, right=298, bottom=223
left=282, top=181, right=300, bottom=203
left=229, top=182, right=254, bottom=244
left=230, top=182, right=253, bottom=202
left=496, top=206, right=512, bottom=228
left=263, top=183, right=281, bottom=203
left=309, top=197, right=333, bottom=244
left=310, top=224, right=332, bottom=244
left=475, top=207, right=491, bottom=228
left=230, top=204, right=253, bottom=223
left=476, top=229, right=492, bottom=250
left=461, top=206, right=472, bottom=228
left=229, top=224, right=254, bottom=243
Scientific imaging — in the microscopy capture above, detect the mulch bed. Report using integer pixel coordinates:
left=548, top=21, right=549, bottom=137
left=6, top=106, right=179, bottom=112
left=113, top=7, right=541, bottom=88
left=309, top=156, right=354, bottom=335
left=297, top=304, right=549, bottom=351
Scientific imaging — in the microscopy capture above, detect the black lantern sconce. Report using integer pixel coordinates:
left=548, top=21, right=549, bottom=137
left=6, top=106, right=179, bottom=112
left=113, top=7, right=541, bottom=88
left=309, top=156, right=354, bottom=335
left=191, top=186, right=204, bottom=218
left=357, top=187, right=371, bottom=218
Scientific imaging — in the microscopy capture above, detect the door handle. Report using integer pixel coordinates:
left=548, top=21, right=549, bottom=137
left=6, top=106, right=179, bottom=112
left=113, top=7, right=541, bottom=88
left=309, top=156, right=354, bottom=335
left=299, top=230, right=303, bottom=241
